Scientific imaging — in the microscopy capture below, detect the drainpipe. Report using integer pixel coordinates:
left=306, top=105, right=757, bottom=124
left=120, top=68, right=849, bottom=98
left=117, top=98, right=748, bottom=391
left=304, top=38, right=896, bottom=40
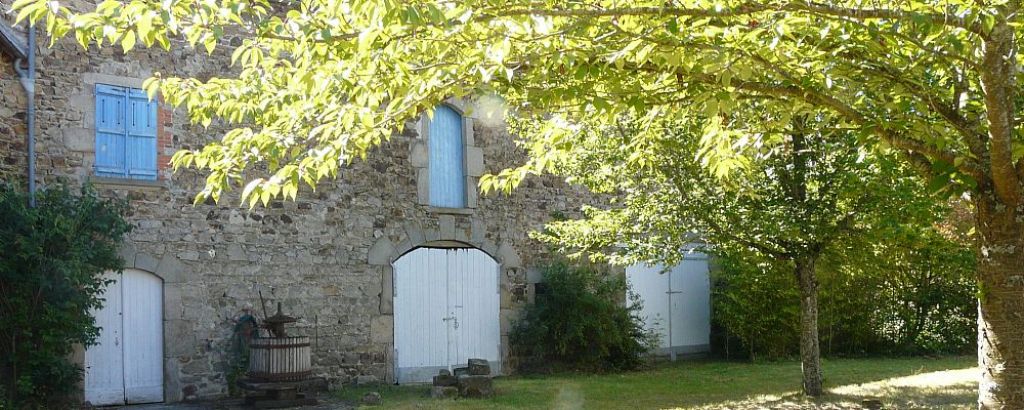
left=14, top=24, right=36, bottom=207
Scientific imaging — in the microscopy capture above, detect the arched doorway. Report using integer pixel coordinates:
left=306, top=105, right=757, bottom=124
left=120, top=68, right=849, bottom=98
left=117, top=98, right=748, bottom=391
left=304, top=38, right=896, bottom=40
left=85, top=268, right=164, bottom=405
left=392, top=247, right=500, bottom=383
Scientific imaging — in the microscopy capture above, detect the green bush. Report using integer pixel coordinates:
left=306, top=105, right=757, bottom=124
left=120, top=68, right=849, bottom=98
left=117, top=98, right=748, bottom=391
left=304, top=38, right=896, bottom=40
left=711, top=228, right=976, bottom=359
left=0, top=183, right=130, bottom=409
left=510, top=262, right=654, bottom=373
left=711, top=255, right=799, bottom=360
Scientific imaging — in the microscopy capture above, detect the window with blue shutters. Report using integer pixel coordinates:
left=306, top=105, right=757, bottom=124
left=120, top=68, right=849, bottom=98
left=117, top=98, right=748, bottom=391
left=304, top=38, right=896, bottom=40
left=428, top=105, right=466, bottom=208
left=94, top=84, right=158, bottom=180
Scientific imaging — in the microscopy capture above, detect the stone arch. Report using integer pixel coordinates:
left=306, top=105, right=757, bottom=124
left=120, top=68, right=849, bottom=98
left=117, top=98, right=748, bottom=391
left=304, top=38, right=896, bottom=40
left=393, top=240, right=500, bottom=263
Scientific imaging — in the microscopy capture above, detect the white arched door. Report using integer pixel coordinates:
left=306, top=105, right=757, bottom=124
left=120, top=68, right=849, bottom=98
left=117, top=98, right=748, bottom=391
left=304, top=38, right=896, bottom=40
left=393, top=248, right=500, bottom=383
left=85, top=268, right=164, bottom=405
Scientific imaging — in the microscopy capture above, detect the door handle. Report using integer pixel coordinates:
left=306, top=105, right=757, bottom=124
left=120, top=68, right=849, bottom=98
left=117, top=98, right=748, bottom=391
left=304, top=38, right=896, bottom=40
left=442, top=316, right=459, bottom=329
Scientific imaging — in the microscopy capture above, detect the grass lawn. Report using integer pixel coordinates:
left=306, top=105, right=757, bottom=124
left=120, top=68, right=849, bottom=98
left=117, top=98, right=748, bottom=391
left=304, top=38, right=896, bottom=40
left=335, top=356, right=976, bottom=409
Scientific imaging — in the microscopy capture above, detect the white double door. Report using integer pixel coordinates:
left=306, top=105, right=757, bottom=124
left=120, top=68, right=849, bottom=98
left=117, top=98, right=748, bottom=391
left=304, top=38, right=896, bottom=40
left=85, top=269, right=164, bottom=405
left=626, top=255, right=711, bottom=356
left=393, top=247, right=500, bottom=383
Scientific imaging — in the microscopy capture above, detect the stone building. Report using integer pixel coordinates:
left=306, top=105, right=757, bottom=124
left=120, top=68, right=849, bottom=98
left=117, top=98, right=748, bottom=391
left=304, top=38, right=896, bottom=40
left=1, top=6, right=713, bottom=404
left=0, top=13, right=598, bottom=404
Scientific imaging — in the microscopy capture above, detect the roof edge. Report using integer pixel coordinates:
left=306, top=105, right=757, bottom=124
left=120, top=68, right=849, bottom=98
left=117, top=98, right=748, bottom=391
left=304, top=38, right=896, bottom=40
left=0, top=18, right=28, bottom=60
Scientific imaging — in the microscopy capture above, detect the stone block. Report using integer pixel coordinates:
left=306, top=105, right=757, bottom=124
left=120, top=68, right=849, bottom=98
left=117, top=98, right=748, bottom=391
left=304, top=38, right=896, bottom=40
left=380, top=266, right=394, bottom=314
left=497, top=243, right=521, bottom=268
left=467, top=358, right=490, bottom=375
left=368, top=238, right=395, bottom=265
left=164, top=284, right=183, bottom=320
left=404, top=223, right=425, bottom=246
left=156, top=254, right=186, bottom=284
left=457, top=375, right=494, bottom=398
left=226, top=243, right=246, bottom=261
left=417, top=171, right=430, bottom=205
left=135, top=252, right=160, bottom=273
left=470, top=218, right=486, bottom=243
left=463, top=117, right=475, bottom=146
left=355, top=375, right=379, bottom=386
left=63, top=128, right=94, bottom=152
left=439, top=215, right=456, bottom=239
left=432, top=374, right=457, bottom=387
left=410, top=142, right=428, bottom=168
left=424, top=228, right=441, bottom=242
left=466, top=177, right=479, bottom=208
left=431, top=386, right=459, bottom=399
left=370, top=315, right=393, bottom=345
left=465, top=146, right=484, bottom=176
left=118, top=243, right=137, bottom=267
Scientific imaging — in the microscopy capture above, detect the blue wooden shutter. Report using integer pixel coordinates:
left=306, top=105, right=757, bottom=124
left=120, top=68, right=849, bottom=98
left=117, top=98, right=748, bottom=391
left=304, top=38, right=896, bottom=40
left=94, top=85, right=126, bottom=177
left=94, top=85, right=158, bottom=180
left=428, top=105, right=466, bottom=208
left=126, top=88, right=158, bottom=180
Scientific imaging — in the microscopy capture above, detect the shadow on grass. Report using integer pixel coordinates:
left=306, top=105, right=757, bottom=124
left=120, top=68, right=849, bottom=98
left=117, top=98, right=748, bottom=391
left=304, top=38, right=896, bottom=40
left=334, top=357, right=977, bottom=410
left=684, top=367, right=977, bottom=410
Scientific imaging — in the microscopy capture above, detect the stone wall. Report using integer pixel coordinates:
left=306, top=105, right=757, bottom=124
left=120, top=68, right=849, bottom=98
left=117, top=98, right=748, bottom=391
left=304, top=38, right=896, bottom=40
left=0, top=5, right=594, bottom=402
left=0, top=17, right=26, bottom=183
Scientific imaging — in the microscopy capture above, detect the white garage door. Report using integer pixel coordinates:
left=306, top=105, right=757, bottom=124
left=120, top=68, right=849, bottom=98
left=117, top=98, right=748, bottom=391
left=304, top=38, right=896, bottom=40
left=393, top=248, right=500, bottom=383
left=627, top=254, right=711, bottom=359
left=85, top=268, right=164, bottom=405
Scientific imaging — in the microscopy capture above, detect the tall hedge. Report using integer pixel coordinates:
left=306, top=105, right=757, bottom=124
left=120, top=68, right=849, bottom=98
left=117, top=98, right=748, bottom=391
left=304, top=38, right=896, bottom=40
left=712, top=228, right=976, bottom=359
left=0, top=183, right=130, bottom=408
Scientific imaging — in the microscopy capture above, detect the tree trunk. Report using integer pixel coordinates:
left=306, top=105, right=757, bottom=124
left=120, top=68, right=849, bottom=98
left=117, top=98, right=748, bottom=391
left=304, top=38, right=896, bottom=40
left=795, top=255, right=823, bottom=397
left=976, top=193, right=1024, bottom=409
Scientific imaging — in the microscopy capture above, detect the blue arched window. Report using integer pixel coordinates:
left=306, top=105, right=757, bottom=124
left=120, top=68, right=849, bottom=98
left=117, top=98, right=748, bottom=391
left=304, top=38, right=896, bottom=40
left=429, top=105, right=466, bottom=208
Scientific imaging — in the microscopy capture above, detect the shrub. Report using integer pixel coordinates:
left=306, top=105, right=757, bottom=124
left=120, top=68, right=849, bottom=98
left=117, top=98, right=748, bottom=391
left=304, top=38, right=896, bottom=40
left=0, top=183, right=130, bottom=408
left=510, top=262, right=654, bottom=373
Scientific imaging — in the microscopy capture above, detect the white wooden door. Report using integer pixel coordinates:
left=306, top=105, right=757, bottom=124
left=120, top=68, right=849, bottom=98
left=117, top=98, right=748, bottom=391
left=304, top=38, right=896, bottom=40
left=668, top=258, right=711, bottom=349
left=393, top=248, right=450, bottom=383
left=446, top=249, right=500, bottom=372
left=85, top=271, right=125, bottom=406
left=393, top=248, right=500, bottom=383
left=122, top=270, right=164, bottom=403
left=626, top=254, right=711, bottom=357
left=85, top=269, right=164, bottom=405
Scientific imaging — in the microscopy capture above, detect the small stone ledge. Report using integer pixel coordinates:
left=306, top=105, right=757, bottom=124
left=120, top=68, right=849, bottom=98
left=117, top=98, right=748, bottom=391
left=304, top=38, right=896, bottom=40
left=87, top=175, right=167, bottom=191
left=429, top=206, right=475, bottom=215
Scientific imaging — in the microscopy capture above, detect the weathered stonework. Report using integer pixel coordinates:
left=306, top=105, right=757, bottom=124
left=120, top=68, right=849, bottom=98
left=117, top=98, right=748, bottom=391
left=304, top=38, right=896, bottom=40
left=0, top=7, right=594, bottom=403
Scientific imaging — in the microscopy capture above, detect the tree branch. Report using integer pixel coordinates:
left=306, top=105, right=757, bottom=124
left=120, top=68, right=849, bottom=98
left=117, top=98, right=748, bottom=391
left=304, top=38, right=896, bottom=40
left=728, top=79, right=985, bottom=181
left=494, top=2, right=987, bottom=37
left=978, top=20, right=1022, bottom=204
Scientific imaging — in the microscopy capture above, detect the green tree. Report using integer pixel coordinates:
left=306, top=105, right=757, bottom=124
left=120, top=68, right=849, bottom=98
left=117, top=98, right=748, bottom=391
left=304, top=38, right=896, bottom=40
left=0, top=184, right=131, bottom=408
left=13, top=1, right=1024, bottom=406
left=530, top=114, right=933, bottom=395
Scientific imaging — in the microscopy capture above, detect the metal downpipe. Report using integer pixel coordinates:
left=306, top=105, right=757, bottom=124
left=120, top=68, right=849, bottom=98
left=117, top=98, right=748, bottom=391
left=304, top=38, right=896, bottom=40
left=14, top=24, right=35, bottom=207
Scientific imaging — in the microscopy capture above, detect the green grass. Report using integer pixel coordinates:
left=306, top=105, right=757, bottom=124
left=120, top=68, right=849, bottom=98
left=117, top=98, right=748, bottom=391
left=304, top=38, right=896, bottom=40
left=335, top=356, right=977, bottom=409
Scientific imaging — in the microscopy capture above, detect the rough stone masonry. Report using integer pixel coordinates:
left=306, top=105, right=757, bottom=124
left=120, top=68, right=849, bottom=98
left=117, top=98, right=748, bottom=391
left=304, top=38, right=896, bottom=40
left=0, top=3, right=596, bottom=402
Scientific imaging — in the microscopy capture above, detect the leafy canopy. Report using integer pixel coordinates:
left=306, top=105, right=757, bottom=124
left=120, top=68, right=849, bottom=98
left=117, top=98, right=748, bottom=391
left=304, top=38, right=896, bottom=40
left=12, top=0, right=1013, bottom=206
left=531, top=113, right=933, bottom=267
